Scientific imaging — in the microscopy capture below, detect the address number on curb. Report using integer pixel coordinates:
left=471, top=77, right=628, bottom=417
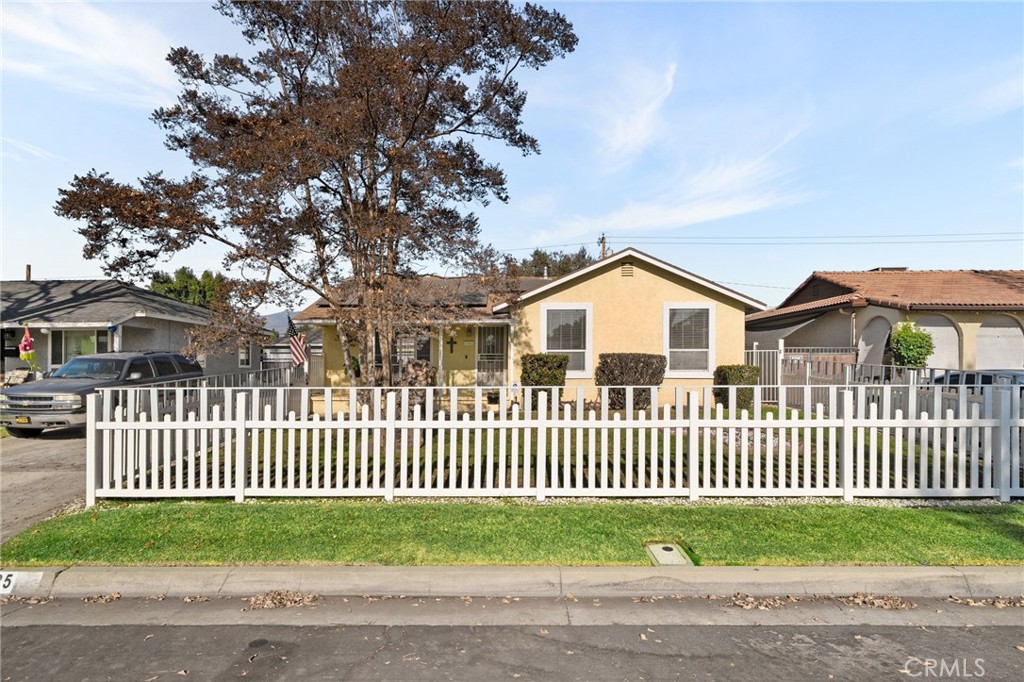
left=0, top=572, right=16, bottom=594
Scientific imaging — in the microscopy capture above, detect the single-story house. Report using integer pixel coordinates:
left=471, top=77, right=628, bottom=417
left=295, top=248, right=765, bottom=391
left=745, top=268, right=1024, bottom=370
left=261, top=326, right=324, bottom=366
left=0, top=278, right=261, bottom=376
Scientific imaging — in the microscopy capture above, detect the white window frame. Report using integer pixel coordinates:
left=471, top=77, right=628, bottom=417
left=663, top=302, right=716, bottom=379
left=540, top=303, right=593, bottom=379
left=238, top=342, right=252, bottom=368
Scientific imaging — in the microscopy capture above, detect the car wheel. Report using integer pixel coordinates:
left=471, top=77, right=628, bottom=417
left=4, top=426, right=45, bottom=438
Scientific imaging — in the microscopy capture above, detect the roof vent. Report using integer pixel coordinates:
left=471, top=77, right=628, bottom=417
left=621, top=262, right=634, bottom=277
left=869, top=267, right=908, bottom=272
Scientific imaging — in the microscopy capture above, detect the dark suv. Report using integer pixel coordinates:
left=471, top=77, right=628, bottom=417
left=0, top=351, right=203, bottom=437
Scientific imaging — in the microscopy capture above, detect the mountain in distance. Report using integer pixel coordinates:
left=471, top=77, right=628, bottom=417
left=262, top=310, right=294, bottom=335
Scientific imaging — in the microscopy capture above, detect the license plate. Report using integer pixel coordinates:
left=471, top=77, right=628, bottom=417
left=14, top=416, right=30, bottom=424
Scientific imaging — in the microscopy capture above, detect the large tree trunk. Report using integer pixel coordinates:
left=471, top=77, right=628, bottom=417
left=333, top=319, right=355, bottom=385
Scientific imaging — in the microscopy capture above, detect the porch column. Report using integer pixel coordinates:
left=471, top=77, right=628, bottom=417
left=507, top=321, right=515, bottom=388
left=437, top=328, right=444, bottom=386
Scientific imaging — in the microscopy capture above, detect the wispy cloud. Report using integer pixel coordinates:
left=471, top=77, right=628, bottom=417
left=1, top=137, right=68, bottom=163
left=592, top=62, right=678, bottom=173
left=933, top=58, right=1023, bottom=126
left=0, top=1, right=179, bottom=109
left=538, top=126, right=810, bottom=242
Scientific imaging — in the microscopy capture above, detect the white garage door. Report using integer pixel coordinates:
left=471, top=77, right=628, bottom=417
left=915, top=315, right=959, bottom=369
left=976, top=315, right=1024, bottom=369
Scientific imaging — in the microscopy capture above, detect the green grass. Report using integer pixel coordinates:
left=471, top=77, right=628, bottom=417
left=2, top=501, right=1022, bottom=567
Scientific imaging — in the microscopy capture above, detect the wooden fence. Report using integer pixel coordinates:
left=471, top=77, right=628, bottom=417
left=85, top=384, right=1023, bottom=505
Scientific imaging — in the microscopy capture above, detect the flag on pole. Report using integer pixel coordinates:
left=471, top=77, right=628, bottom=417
left=287, top=316, right=308, bottom=367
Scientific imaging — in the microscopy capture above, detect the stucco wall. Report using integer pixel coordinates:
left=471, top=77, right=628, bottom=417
left=321, top=324, right=451, bottom=387
left=768, top=306, right=1024, bottom=370
left=511, top=258, right=748, bottom=393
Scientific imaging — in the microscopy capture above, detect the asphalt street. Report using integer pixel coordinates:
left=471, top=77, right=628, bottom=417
left=0, top=427, right=85, bottom=544
left=3, top=597, right=1022, bottom=681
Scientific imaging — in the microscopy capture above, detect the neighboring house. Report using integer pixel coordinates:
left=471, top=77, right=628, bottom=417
left=296, top=248, right=765, bottom=390
left=261, top=326, right=324, bottom=365
left=0, top=278, right=261, bottom=376
left=745, top=268, right=1024, bottom=370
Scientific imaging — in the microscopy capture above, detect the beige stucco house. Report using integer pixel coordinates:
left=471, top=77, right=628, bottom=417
left=296, top=248, right=765, bottom=391
left=745, top=268, right=1024, bottom=370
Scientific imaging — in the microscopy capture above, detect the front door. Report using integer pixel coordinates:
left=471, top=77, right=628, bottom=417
left=476, top=326, right=507, bottom=386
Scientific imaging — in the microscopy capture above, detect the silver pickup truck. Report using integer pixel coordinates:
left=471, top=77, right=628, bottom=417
left=0, top=351, right=203, bottom=437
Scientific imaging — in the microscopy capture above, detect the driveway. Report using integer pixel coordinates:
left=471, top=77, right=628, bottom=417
left=0, top=428, right=86, bottom=545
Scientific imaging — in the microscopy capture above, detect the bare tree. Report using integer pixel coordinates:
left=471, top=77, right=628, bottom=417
left=56, top=0, right=577, bottom=384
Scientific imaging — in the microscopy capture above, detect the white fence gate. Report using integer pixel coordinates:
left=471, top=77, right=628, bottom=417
left=85, top=384, right=1023, bottom=505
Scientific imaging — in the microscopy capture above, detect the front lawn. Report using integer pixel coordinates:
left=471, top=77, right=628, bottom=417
left=2, top=501, right=1022, bottom=567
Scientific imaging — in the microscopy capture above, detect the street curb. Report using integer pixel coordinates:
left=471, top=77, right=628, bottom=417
left=4, top=565, right=1021, bottom=600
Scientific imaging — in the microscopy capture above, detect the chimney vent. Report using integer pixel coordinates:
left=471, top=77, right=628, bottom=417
left=25, top=264, right=31, bottom=281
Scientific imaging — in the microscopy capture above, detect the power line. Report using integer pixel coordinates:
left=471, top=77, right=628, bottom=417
left=496, top=231, right=1022, bottom=254
left=606, top=231, right=1019, bottom=241
left=718, top=280, right=793, bottom=290
left=595, top=238, right=1020, bottom=246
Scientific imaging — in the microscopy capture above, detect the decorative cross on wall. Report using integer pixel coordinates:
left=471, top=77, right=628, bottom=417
left=446, top=337, right=457, bottom=353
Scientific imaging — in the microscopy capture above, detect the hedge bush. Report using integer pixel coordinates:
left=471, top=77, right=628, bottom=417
left=889, top=322, right=934, bottom=369
left=713, top=364, right=761, bottom=412
left=520, top=353, right=569, bottom=387
left=594, top=353, right=667, bottom=410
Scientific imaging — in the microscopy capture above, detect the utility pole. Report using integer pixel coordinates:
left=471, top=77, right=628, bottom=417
left=598, top=234, right=608, bottom=259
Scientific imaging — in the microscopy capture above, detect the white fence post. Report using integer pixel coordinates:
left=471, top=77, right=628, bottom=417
left=840, top=390, right=854, bottom=501
left=85, top=392, right=101, bottom=507
left=995, top=389, right=1011, bottom=502
left=234, top=392, right=247, bottom=503
left=688, top=392, right=699, bottom=501
left=536, top=391, right=547, bottom=501
left=385, top=392, right=397, bottom=501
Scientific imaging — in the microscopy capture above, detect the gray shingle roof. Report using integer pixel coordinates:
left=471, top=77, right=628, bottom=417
left=0, top=279, right=211, bottom=327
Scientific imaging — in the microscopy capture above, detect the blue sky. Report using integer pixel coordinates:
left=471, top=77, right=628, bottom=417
left=2, top=1, right=1021, bottom=307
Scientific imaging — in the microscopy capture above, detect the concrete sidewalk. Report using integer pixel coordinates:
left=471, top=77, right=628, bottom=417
left=5, top=565, right=1022, bottom=600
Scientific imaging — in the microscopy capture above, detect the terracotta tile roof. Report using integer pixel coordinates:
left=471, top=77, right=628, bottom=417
left=745, top=293, right=858, bottom=322
left=747, top=270, right=1024, bottom=323
left=815, top=270, right=1024, bottom=309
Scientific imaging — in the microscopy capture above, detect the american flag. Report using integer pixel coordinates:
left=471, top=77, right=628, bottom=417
left=287, top=316, right=308, bottom=367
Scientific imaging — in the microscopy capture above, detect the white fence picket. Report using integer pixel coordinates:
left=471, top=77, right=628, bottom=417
left=86, top=384, right=1023, bottom=504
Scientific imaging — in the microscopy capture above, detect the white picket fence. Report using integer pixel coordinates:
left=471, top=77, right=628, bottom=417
left=84, top=384, right=1024, bottom=505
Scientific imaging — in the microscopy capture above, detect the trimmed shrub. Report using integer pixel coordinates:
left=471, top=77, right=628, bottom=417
left=889, top=322, right=934, bottom=369
left=594, top=353, right=667, bottom=410
left=520, top=353, right=569, bottom=387
left=713, top=364, right=761, bottom=412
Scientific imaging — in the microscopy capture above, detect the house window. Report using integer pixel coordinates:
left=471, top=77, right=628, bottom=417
left=664, top=303, right=715, bottom=377
left=376, top=332, right=431, bottom=374
left=541, top=303, right=592, bottom=378
left=46, top=330, right=109, bottom=369
left=396, top=334, right=431, bottom=367
left=238, top=343, right=251, bottom=368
